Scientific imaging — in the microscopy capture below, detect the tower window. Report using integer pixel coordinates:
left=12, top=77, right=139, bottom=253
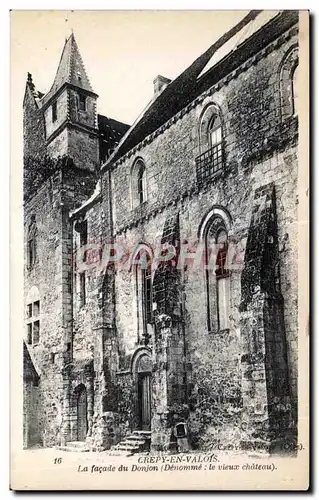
left=78, top=94, right=86, bottom=112
left=52, top=101, right=57, bottom=122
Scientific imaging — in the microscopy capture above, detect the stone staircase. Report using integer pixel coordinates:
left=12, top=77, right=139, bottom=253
left=108, top=430, right=151, bottom=456
left=57, top=440, right=90, bottom=452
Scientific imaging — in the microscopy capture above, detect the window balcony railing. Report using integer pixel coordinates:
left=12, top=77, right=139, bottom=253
left=196, top=143, right=223, bottom=186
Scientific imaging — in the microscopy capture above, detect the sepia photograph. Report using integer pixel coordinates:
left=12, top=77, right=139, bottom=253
left=10, top=9, right=309, bottom=490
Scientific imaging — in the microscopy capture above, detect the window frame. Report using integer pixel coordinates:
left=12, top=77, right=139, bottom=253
left=131, top=245, right=153, bottom=343
left=26, top=299, right=41, bottom=346
left=197, top=104, right=224, bottom=185
left=279, top=45, right=299, bottom=121
left=131, top=159, right=148, bottom=209
left=199, top=208, right=232, bottom=334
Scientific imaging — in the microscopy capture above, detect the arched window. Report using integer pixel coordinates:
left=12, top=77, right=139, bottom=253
left=131, top=159, right=147, bottom=208
left=199, top=209, right=231, bottom=332
left=279, top=46, right=299, bottom=120
left=131, top=245, right=153, bottom=343
left=208, top=115, right=222, bottom=149
left=27, top=215, right=37, bottom=270
left=197, top=104, right=223, bottom=185
left=137, top=163, right=147, bottom=204
left=291, top=63, right=300, bottom=116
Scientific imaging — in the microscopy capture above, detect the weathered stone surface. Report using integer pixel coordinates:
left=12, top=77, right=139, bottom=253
left=23, top=21, right=299, bottom=451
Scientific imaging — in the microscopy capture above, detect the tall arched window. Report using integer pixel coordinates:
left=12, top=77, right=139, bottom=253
left=27, top=215, right=37, bottom=270
left=131, top=159, right=147, bottom=208
left=137, top=163, right=147, bottom=204
left=279, top=46, right=299, bottom=120
left=131, top=245, right=153, bottom=343
left=208, top=115, right=222, bottom=150
left=199, top=209, right=231, bottom=333
left=291, top=63, right=300, bottom=116
left=197, top=104, right=224, bottom=185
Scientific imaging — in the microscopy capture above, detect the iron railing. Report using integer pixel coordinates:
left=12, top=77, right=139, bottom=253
left=196, top=143, right=223, bottom=185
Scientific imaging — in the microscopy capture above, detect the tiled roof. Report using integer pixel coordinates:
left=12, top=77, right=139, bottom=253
left=98, top=114, right=130, bottom=141
left=106, top=10, right=298, bottom=166
left=98, top=114, right=130, bottom=163
left=41, top=33, right=95, bottom=106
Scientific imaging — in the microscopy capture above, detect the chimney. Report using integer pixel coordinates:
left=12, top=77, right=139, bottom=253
left=153, top=75, right=171, bottom=96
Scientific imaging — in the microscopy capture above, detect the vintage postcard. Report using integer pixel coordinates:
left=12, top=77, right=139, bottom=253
left=10, top=10, right=309, bottom=490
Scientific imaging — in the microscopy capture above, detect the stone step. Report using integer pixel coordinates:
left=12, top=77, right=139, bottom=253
left=109, top=430, right=151, bottom=456
left=132, top=431, right=151, bottom=437
left=128, top=436, right=149, bottom=443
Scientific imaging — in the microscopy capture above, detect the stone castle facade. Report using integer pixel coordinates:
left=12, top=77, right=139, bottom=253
left=23, top=11, right=300, bottom=453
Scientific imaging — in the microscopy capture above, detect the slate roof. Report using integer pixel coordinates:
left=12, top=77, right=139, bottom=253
left=98, top=114, right=130, bottom=163
left=41, top=32, right=95, bottom=106
left=105, top=10, right=299, bottom=166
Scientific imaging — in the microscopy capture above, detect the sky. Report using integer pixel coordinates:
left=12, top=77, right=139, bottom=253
left=10, top=10, right=249, bottom=125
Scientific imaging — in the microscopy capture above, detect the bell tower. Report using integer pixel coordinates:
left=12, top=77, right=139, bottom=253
left=41, top=33, right=99, bottom=172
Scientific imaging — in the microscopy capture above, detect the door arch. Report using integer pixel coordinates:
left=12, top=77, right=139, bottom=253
left=76, top=384, right=88, bottom=441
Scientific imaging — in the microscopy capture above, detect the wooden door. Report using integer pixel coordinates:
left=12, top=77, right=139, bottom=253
left=139, top=373, right=151, bottom=430
left=77, top=386, right=88, bottom=441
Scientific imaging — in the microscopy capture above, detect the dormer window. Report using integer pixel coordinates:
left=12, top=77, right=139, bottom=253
left=78, top=94, right=86, bottom=112
left=52, top=101, right=57, bottom=122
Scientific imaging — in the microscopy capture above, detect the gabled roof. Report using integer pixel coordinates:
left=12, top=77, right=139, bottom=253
left=42, top=32, right=95, bottom=106
left=103, top=10, right=298, bottom=167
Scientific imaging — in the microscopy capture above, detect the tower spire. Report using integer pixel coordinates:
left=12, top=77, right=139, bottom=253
left=42, top=33, right=95, bottom=106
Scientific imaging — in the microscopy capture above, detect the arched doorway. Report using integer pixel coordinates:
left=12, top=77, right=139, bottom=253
left=76, top=384, right=88, bottom=441
left=136, top=353, right=152, bottom=430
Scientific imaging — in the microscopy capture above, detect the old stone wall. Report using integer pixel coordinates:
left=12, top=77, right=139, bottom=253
left=25, top=19, right=299, bottom=451
left=44, top=89, right=69, bottom=139
left=24, top=172, right=65, bottom=446
left=89, top=28, right=298, bottom=446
